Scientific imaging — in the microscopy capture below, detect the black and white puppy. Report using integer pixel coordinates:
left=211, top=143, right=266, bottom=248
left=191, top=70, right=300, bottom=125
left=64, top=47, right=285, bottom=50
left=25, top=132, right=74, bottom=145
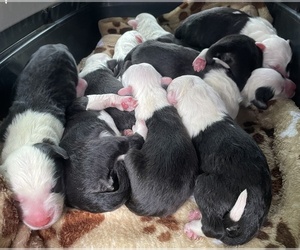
left=193, top=34, right=263, bottom=90
left=175, top=7, right=292, bottom=77
left=80, top=52, right=136, bottom=132
left=166, top=75, right=272, bottom=246
left=116, top=40, right=200, bottom=79
left=60, top=94, right=142, bottom=213
left=0, top=44, right=84, bottom=230
left=117, top=63, right=199, bottom=217
left=241, top=67, right=297, bottom=109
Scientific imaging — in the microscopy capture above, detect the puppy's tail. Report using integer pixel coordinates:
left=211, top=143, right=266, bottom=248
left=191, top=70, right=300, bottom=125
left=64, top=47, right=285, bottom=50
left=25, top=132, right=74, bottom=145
left=82, top=160, right=131, bottom=213
left=220, top=189, right=257, bottom=245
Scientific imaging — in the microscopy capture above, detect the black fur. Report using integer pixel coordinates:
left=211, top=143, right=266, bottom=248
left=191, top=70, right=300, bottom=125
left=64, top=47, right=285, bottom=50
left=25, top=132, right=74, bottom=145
left=0, top=44, right=78, bottom=140
left=174, top=7, right=250, bottom=51
left=83, top=66, right=136, bottom=132
left=199, top=34, right=263, bottom=90
left=60, top=97, right=144, bottom=213
left=117, top=40, right=200, bottom=79
left=193, top=116, right=272, bottom=245
left=124, top=106, right=199, bottom=217
left=252, top=86, right=275, bottom=110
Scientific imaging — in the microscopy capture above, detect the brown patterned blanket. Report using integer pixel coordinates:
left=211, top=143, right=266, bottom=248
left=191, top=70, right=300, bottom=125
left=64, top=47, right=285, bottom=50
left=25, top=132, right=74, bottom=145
left=1, top=2, right=299, bottom=248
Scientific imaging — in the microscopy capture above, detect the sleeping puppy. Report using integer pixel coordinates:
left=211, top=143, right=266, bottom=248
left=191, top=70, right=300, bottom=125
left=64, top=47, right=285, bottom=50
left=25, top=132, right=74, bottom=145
left=193, top=34, right=263, bottom=90
left=60, top=94, right=142, bottom=213
left=117, top=63, right=199, bottom=217
left=0, top=44, right=84, bottom=230
left=80, top=52, right=136, bottom=132
left=166, top=75, right=272, bottom=246
left=241, top=68, right=296, bottom=109
left=115, top=39, right=200, bottom=79
left=128, top=13, right=171, bottom=41
left=113, top=30, right=145, bottom=61
left=174, top=7, right=292, bottom=77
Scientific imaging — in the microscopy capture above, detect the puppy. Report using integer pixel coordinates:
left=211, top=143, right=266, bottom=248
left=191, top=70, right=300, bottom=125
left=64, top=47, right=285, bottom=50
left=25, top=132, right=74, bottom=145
left=0, top=44, right=83, bottom=230
left=113, top=30, right=145, bottom=61
left=193, top=34, right=263, bottom=90
left=128, top=13, right=171, bottom=40
left=241, top=68, right=297, bottom=109
left=117, top=40, right=200, bottom=79
left=174, top=7, right=292, bottom=77
left=117, top=63, right=199, bottom=217
left=166, top=75, right=272, bottom=245
left=60, top=94, right=143, bottom=213
left=80, top=52, right=136, bottom=132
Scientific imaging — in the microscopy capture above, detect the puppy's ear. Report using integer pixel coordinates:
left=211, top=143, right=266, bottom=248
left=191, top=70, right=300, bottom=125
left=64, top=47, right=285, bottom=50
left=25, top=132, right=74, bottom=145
left=229, top=189, right=247, bottom=222
left=255, top=42, right=266, bottom=51
left=252, top=86, right=274, bottom=110
left=34, top=142, right=69, bottom=160
left=128, top=19, right=137, bottom=29
left=167, top=90, right=178, bottom=105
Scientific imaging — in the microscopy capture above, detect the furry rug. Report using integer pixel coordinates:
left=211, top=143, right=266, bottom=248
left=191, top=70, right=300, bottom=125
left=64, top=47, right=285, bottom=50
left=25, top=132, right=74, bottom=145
left=1, top=1, right=300, bottom=248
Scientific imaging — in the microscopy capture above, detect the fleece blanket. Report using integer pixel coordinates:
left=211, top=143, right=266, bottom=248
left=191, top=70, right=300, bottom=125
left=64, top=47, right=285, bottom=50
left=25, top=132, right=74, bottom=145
left=1, top=1, right=300, bottom=248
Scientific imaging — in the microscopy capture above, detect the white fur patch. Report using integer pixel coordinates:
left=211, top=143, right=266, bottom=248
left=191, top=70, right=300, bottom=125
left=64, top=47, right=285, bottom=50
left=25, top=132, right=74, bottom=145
left=202, top=69, right=242, bottom=119
left=240, top=17, right=276, bottom=42
left=1, top=110, right=64, bottom=162
left=134, top=13, right=170, bottom=40
left=121, top=63, right=170, bottom=121
left=167, top=75, right=227, bottom=137
left=79, top=53, right=112, bottom=77
left=113, top=30, right=145, bottom=61
left=280, top=111, right=300, bottom=138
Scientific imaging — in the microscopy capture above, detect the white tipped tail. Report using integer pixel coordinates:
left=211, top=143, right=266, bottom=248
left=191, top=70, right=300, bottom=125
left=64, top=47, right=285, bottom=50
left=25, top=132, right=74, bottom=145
left=229, top=189, right=248, bottom=222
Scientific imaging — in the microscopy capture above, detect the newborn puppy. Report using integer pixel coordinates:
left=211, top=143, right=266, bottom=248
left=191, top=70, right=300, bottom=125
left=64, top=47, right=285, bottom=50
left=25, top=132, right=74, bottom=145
left=113, top=30, right=145, bottom=61
left=128, top=13, right=171, bottom=40
left=193, top=34, right=263, bottom=90
left=241, top=68, right=297, bottom=109
left=60, top=94, right=143, bottom=213
left=80, top=52, right=136, bottom=132
left=166, top=75, right=272, bottom=246
left=175, top=7, right=292, bottom=77
left=118, top=63, right=199, bottom=217
left=0, top=44, right=82, bottom=230
left=117, top=40, right=200, bottom=79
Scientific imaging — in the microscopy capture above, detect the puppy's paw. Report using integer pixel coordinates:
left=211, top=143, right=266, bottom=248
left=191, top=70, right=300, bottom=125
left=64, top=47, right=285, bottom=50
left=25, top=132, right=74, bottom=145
left=116, top=96, right=138, bottom=111
left=184, top=226, right=200, bottom=240
left=188, top=209, right=202, bottom=221
left=184, top=219, right=204, bottom=240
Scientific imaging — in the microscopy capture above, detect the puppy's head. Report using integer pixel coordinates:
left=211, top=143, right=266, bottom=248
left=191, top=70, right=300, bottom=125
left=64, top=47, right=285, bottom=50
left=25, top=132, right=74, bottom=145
left=256, top=37, right=292, bottom=78
left=206, top=34, right=263, bottom=89
left=1, top=142, right=68, bottom=230
left=241, top=68, right=296, bottom=109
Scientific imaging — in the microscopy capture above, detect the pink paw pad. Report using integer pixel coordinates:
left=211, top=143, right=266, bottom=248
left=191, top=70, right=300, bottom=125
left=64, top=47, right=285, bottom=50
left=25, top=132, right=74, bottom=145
left=120, top=97, right=138, bottom=111
left=192, top=57, right=206, bottom=72
left=184, top=227, right=200, bottom=240
left=123, top=129, right=134, bottom=136
left=188, top=210, right=202, bottom=221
